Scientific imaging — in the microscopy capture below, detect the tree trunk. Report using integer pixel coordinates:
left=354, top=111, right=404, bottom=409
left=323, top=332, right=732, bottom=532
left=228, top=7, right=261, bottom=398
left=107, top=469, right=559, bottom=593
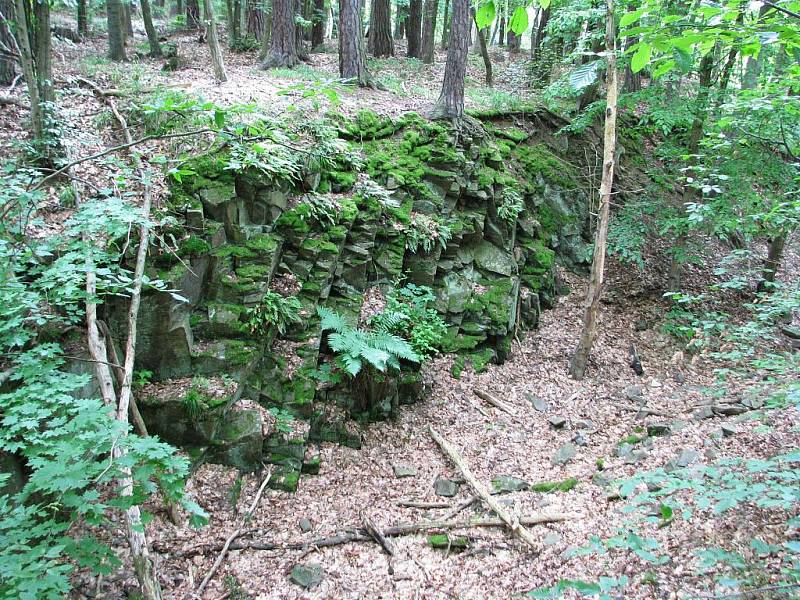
left=367, top=0, right=393, bottom=57
left=497, top=0, right=505, bottom=45
left=261, top=0, right=297, bottom=67
left=123, top=1, right=134, bottom=37
left=172, top=0, right=182, bottom=17
left=13, top=0, right=42, bottom=142
left=757, top=234, right=786, bottom=292
left=77, top=0, right=89, bottom=39
left=141, top=0, right=162, bottom=56
left=0, top=0, right=16, bottom=84
left=569, top=0, right=618, bottom=380
left=420, top=0, right=437, bottom=63
left=394, top=4, right=405, bottom=39
left=440, top=0, right=449, bottom=49
left=507, top=29, right=520, bottom=53
left=666, top=50, right=715, bottom=292
left=107, top=0, right=127, bottom=59
left=406, top=0, right=421, bottom=57
left=186, top=0, right=200, bottom=28
left=311, top=0, right=325, bottom=48
left=472, top=8, right=491, bottom=85
left=530, top=6, right=549, bottom=59
left=248, top=2, right=266, bottom=39
left=430, top=0, right=467, bottom=120
left=203, top=0, right=226, bottom=80
left=338, top=0, right=373, bottom=86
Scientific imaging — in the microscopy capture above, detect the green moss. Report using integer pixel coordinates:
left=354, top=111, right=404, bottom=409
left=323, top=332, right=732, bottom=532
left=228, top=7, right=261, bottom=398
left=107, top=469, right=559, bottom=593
left=440, top=328, right=485, bottom=353
left=451, top=355, right=466, bottom=379
left=235, top=264, right=271, bottom=281
left=476, top=166, right=499, bottom=188
left=515, top=143, right=578, bottom=189
left=530, top=477, right=579, bottom=493
left=245, top=233, right=279, bottom=253
left=340, top=109, right=399, bottom=140
left=178, top=235, right=211, bottom=257
left=301, top=456, right=321, bottom=474
left=495, top=127, right=528, bottom=144
left=272, top=470, right=300, bottom=492
left=275, top=205, right=313, bottom=236
left=470, top=347, right=495, bottom=373
left=300, top=237, right=340, bottom=255
left=428, top=534, right=469, bottom=549
left=211, top=245, right=256, bottom=259
left=618, top=434, right=645, bottom=446
left=464, top=278, right=514, bottom=329
left=328, top=170, right=357, bottom=191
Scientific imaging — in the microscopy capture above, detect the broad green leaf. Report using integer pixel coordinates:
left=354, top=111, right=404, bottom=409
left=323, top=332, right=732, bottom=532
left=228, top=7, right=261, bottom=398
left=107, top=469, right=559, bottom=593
left=568, top=60, right=601, bottom=90
left=537, top=0, right=550, bottom=8
left=509, top=6, right=529, bottom=35
left=475, top=1, right=495, bottom=30
left=631, top=43, right=651, bottom=73
left=619, top=10, right=643, bottom=28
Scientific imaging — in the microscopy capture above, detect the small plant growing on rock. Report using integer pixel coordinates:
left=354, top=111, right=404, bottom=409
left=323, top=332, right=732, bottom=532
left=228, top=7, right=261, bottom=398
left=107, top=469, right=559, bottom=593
left=370, top=284, right=447, bottom=357
left=497, top=188, right=524, bottom=225
left=245, top=290, right=303, bottom=336
left=405, top=214, right=453, bottom=254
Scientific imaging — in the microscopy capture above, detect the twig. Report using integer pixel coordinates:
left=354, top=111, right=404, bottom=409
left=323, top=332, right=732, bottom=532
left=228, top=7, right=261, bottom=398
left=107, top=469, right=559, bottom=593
left=429, top=426, right=539, bottom=550
left=197, top=469, right=272, bottom=594
left=616, top=403, right=672, bottom=418
left=397, top=500, right=452, bottom=509
left=441, top=496, right=477, bottom=521
left=361, top=512, right=394, bottom=556
left=473, top=389, right=518, bottom=415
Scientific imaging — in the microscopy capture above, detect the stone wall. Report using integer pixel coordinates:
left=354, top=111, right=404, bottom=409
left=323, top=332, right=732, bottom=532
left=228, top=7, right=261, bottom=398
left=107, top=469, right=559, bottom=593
left=125, top=110, right=591, bottom=490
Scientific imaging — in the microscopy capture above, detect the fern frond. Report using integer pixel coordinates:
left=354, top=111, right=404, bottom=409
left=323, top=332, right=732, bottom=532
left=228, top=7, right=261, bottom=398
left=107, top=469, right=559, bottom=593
left=369, top=332, right=420, bottom=363
left=318, top=306, right=349, bottom=332
left=361, top=346, right=390, bottom=372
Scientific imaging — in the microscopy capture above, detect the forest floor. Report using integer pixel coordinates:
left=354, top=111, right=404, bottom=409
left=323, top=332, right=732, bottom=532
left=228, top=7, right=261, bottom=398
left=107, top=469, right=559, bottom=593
left=3, top=20, right=799, bottom=600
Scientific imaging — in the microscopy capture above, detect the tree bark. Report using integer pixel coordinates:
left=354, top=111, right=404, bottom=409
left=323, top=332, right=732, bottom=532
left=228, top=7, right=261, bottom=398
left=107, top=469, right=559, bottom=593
left=77, top=0, right=89, bottom=39
left=141, top=0, right=163, bottom=56
left=261, top=0, right=298, bottom=67
left=472, top=8, right=491, bottom=85
left=666, top=50, right=715, bottom=292
left=569, top=0, right=618, bottom=380
left=757, top=234, right=786, bottom=292
left=123, top=1, right=134, bottom=37
left=186, top=0, right=200, bottom=28
left=420, top=0, right=437, bottom=63
left=107, top=0, right=127, bottom=59
left=0, top=0, right=14, bottom=85
left=406, top=0, right=421, bottom=57
left=203, top=0, right=226, bottom=80
left=430, top=0, right=467, bottom=120
left=227, top=0, right=241, bottom=48
left=311, top=0, right=325, bottom=48
left=440, top=0, right=449, bottom=49
left=507, top=30, right=520, bottom=52
left=338, top=0, right=373, bottom=86
left=530, top=6, right=549, bottom=59
left=13, top=0, right=42, bottom=142
left=394, top=4, right=405, bottom=39
left=367, top=0, right=393, bottom=57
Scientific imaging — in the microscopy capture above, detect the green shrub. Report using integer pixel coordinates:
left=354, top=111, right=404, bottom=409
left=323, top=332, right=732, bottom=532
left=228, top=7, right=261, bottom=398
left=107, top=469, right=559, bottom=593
left=244, top=291, right=303, bottom=336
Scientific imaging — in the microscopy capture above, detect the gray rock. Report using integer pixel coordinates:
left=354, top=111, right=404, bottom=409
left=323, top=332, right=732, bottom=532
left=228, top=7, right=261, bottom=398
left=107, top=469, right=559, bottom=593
left=552, top=442, right=577, bottom=466
left=574, top=419, right=595, bottom=432
left=673, top=371, right=686, bottom=384
left=721, top=425, right=738, bottom=438
left=392, top=463, right=417, bottom=478
left=741, top=397, right=764, bottom=410
left=474, top=241, right=516, bottom=276
left=543, top=532, right=563, bottom=547
left=492, top=475, right=530, bottom=493
left=527, top=394, right=549, bottom=412
left=675, top=449, right=700, bottom=468
left=592, top=473, right=611, bottom=488
left=290, top=563, right=323, bottom=589
left=298, top=518, right=313, bottom=533
left=647, top=423, right=671, bottom=437
left=571, top=432, right=588, bottom=447
left=693, top=406, right=714, bottom=421
left=434, top=476, right=460, bottom=497
left=548, top=415, right=567, bottom=429
left=624, top=385, right=644, bottom=403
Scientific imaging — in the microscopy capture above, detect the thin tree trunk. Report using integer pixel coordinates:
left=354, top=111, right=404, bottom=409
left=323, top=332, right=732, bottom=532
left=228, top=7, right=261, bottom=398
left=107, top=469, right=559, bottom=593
left=311, top=0, right=325, bottom=48
left=472, top=8, right=491, bottom=85
left=203, top=0, right=226, bottom=80
left=430, top=0, right=467, bottom=120
left=123, top=1, right=134, bottom=37
left=261, top=0, right=297, bottom=67
left=666, top=50, right=715, bottom=292
left=77, top=0, right=89, bottom=38
left=569, top=0, right=618, bottom=380
left=0, top=0, right=14, bottom=85
left=186, top=0, right=200, bottom=28
left=420, top=0, right=437, bottom=63
left=227, top=0, right=241, bottom=48
left=367, top=0, right=393, bottom=57
left=141, top=0, right=163, bottom=56
left=530, top=6, right=549, bottom=59
left=406, top=0, right=421, bottom=57
left=757, top=234, right=786, bottom=292
left=498, top=0, right=506, bottom=45
left=394, top=4, right=405, bottom=39
left=338, top=0, right=373, bottom=86
left=107, top=0, right=127, bottom=59
left=440, top=0, right=449, bottom=49
left=13, top=0, right=42, bottom=141
left=507, top=30, right=520, bottom=53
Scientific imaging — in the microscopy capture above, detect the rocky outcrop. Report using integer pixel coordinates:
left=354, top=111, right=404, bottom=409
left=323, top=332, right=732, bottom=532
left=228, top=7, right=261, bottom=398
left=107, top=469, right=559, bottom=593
left=123, top=111, right=591, bottom=488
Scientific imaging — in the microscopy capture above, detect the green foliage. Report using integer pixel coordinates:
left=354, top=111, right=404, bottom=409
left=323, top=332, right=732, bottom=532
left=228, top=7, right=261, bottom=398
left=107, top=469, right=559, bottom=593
left=530, top=478, right=579, bottom=493
left=244, top=291, right=303, bottom=336
left=497, top=188, right=524, bottom=225
left=405, top=214, right=453, bottom=254
left=132, top=369, right=154, bottom=389
left=268, top=407, right=295, bottom=434
left=370, top=284, right=448, bottom=358
left=318, top=306, right=420, bottom=377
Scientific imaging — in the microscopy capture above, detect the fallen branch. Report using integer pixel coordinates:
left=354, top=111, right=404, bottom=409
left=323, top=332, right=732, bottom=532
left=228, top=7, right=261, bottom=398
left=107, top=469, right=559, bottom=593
left=227, top=513, right=570, bottom=552
left=197, top=469, right=272, bottom=594
left=442, top=496, right=477, bottom=521
left=473, top=389, right=517, bottom=415
left=429, top=426, right=539, bottom=550
left=616, top=403, right=672, bottom=418
left=0, top=94, right=26, bottom=108
left=397, top=500, right=452, bottom=509
left=361, top=512, right=394, bottom=556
